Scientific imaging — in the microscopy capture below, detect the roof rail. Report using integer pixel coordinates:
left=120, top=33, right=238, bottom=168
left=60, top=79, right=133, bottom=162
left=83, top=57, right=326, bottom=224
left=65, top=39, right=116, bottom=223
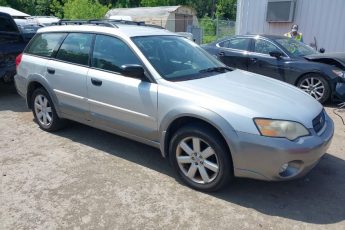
left=102, top=19, right=165, bottom=29
left=54, top=19, right=118, bottom=28
left=53, top=19, right=165, bottom=30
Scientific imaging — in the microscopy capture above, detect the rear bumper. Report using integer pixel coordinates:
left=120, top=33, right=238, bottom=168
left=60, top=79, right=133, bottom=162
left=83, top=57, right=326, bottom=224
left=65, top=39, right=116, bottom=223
left=14, top=74, right=27, bottom=99
left=233, top=114, right=334, bottom=181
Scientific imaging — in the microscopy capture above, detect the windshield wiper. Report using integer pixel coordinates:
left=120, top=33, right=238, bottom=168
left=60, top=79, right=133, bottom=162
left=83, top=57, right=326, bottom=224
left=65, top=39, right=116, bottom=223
left=199, top=66, right=233, bottom=73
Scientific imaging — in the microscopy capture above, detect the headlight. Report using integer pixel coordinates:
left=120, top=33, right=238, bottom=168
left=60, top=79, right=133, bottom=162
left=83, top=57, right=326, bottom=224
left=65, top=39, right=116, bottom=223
left=254, top=119, right=310, bottom=140
left=332, top=70, right=345, bottom=78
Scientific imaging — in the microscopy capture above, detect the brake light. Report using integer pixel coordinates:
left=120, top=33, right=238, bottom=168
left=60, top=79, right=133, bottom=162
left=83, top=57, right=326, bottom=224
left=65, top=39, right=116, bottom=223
left=15, top=53, right=23, bottom=70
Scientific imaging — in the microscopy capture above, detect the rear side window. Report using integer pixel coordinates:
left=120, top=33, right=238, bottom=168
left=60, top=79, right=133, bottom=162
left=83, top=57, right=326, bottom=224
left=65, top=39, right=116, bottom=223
left=92, top=35, right=141, bottom=73
left=56, top=33, right=93, bottom=66
left=26, top=33, right=66, bottom=57
left=0, top=16, right=18, bottom=32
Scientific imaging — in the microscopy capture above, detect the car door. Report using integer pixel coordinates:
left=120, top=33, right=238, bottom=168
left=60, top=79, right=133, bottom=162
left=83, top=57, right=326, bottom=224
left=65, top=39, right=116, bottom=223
left=215, top=37, right=251, bottom=70
left=46, top=32, right=93, bottom=121
left=248, top=38, right=288, bottom=81
left=87, top=35, right=158, bottom=141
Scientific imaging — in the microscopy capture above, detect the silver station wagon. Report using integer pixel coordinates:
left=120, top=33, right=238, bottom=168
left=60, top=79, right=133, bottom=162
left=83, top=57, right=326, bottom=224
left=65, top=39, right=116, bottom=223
left=15, top=20, right=334, bottom=191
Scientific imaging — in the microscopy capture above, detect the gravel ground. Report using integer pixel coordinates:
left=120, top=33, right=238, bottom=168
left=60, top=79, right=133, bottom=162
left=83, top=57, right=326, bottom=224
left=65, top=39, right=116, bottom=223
left=1, top=84, right=345, bottom=230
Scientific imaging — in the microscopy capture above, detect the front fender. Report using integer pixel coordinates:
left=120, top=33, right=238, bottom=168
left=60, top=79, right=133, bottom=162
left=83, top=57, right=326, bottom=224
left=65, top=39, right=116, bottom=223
left=159, top=106, right=240, bottom=166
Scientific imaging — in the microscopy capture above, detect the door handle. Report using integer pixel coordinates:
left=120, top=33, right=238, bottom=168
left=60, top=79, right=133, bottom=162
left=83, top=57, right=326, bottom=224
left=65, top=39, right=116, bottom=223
left=91, top=78, right=102, bottom=86
left=47, top=68, right=55, bottom=74
left=218, top=52, right=225, bottom=57
left=250, top=58, right=258, bottom=63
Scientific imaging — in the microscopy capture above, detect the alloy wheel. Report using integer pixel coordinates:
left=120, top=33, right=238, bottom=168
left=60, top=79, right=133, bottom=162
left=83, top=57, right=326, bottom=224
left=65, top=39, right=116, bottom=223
left=176, top=137, right=219, bottom=184
left=299, top=77, right=325, bottom=101
left=34, top=94, right=53, bottom=127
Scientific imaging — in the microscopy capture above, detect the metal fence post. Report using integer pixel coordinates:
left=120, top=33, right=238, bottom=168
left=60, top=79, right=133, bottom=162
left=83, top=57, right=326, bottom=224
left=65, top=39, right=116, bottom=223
left=216, top=16, right=219, bottom=40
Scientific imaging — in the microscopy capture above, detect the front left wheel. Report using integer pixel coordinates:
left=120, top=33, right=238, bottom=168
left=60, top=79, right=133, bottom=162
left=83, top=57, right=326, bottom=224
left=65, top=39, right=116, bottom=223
left=297, top=73, right=330, bottom=103
left=31, top=88, right=64, bottom=132
left=169, top=123, right=233, bottom=192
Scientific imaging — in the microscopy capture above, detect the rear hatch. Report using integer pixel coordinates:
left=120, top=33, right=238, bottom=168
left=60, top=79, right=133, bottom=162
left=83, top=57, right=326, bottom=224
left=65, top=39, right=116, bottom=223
left=0, top=12, right=27, bottom=81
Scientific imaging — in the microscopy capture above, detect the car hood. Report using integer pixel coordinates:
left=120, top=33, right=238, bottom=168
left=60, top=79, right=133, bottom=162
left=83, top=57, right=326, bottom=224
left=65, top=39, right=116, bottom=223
left=173, top=69, right=323, bottom=129
left=304, top=52, right=345, bottom=69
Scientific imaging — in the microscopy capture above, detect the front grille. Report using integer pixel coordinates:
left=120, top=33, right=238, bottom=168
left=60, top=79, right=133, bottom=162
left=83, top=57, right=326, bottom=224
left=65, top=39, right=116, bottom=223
left=312, top=110, right=326, bottom=133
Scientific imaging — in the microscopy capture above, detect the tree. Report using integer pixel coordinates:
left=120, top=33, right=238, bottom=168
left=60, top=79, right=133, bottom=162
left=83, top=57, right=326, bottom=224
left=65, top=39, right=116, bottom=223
left=50, top=0, right=67, bottom=18
left=63, top=0, right=109, bottom=19
left=216, top=0, right=236, bottom=20
left=0, top=0, right=8, bottom=6
left=1, top=0, right=237, bottom=21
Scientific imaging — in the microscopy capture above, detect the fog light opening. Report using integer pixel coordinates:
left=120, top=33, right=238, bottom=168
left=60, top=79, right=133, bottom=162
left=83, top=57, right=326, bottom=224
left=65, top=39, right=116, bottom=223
left=279, top=163, right=289, bottom=173
left=279, top=161, right=303, bottom=178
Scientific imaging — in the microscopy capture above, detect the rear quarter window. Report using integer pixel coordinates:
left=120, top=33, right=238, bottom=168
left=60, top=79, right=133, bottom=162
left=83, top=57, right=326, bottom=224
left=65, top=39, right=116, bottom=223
left=227, top=38, right=251, bottom=51
left=26, top=33, right=67, bottom=57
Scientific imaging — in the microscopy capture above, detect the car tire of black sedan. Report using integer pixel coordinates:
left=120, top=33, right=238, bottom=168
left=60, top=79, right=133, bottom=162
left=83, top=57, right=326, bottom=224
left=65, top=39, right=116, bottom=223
left=297, top=73, right=330, bottom=104
left=169, top=123, right=233, bottom=192
left=31, top=88, right=65, bottom=132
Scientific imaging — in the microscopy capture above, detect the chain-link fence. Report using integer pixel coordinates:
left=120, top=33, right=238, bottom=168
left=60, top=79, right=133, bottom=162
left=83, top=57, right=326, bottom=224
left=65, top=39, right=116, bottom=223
left=199, top=18, right=236, bottom=44
left=137, top=18, right=235, bottom=44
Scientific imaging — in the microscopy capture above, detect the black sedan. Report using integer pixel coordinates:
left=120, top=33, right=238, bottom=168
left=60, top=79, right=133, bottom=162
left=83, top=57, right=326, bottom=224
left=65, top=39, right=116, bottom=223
left=202, top=35, right=345, bottom=103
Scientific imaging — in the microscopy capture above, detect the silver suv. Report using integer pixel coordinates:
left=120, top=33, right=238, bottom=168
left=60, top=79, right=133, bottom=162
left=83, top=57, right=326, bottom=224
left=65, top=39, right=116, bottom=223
left=15, top=21, right=334, bottom=191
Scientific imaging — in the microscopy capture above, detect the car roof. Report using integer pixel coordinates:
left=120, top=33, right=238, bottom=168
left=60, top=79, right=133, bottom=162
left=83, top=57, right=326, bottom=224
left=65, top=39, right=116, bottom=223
left=217, top=34, right=287, bottom=42
left=37, top=24, right=176, bottom=38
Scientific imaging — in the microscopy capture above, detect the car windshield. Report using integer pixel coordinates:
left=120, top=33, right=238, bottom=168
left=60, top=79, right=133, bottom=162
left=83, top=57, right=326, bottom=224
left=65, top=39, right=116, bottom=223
left=132, top=35, right=230, bottom=81
left=275, top=37, right=317, bottom=57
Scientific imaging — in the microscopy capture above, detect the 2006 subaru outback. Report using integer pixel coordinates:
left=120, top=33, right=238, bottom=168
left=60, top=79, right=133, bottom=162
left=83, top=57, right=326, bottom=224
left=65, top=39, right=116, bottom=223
left=15, top=21, right=334, bottom=191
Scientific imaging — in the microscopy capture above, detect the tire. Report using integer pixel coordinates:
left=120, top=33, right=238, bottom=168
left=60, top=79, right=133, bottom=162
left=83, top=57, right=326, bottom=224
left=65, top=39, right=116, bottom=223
left=169, top=123, right=233, bottom=192
left=31, top=88, right=64, bottom=132
left=297, top=73, right=330, bottom=104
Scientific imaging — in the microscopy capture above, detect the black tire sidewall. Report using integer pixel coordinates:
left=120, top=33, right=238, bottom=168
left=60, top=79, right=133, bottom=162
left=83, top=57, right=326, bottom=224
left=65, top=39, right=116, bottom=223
left=169, top=124, right=233, bottom=192
left=31, top=88, right=62, bottom=132
left=298, top=74, right=330, bottom=103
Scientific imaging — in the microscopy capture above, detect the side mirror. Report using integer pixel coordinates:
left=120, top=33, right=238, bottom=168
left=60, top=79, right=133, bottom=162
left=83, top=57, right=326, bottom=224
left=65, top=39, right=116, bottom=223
left=319, top=48, right=325, bottom=53
left=269, top=51, right=284, bottom=59
left=121, top=64, right=146, bottom=80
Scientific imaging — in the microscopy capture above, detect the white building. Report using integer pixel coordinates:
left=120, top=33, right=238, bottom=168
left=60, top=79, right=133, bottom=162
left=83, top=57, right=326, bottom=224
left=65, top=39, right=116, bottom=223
left=236, top=0, right=345, bottom=52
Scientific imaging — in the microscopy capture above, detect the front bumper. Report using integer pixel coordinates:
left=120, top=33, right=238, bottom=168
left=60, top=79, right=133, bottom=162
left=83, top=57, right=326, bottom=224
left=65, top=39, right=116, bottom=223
left=232, top=114, right=334, bottom=181
left=335, top=82, right=345, bottom=101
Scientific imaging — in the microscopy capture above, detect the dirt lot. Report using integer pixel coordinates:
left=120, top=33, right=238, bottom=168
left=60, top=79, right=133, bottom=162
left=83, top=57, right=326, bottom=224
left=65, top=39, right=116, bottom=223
left=0, top=84, right=345, bottom=230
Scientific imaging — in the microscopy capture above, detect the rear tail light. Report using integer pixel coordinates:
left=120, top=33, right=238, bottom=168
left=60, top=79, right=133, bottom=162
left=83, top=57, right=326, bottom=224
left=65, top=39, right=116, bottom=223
left=15, top=53, right=23, bottom=70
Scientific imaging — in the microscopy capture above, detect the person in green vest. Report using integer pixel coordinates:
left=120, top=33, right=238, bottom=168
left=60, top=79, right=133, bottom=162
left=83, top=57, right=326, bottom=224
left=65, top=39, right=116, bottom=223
left=284, top=24, right=303, bottom=42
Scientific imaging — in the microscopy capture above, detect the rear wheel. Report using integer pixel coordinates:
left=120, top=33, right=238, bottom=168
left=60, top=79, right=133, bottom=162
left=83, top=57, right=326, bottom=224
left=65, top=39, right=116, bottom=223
left=31, top=88, right=64, bottom=132
left=169, top=123, right=233, bottom=192
left=297, top=73, right=330, bottom=103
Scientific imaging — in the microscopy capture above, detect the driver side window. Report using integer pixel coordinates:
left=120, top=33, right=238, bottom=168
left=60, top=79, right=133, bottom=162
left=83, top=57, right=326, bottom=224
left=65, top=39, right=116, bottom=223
left=254, top=39, right=281, bottom=55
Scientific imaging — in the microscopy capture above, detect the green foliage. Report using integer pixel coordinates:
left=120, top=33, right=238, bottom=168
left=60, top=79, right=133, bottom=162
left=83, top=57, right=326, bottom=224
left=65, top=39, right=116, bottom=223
left=200, top=16, right=216, bottom=35
left=63, top=0, right=109, bottom=19
left=216, top=0, right=236, bottom=19
left=203, top=35, right=217, bottom=44
left=50, top=0, right=67, bottom=18
left=0, top=0, right=8, bottom=6
left=1, top=0, right=237, bottom=21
